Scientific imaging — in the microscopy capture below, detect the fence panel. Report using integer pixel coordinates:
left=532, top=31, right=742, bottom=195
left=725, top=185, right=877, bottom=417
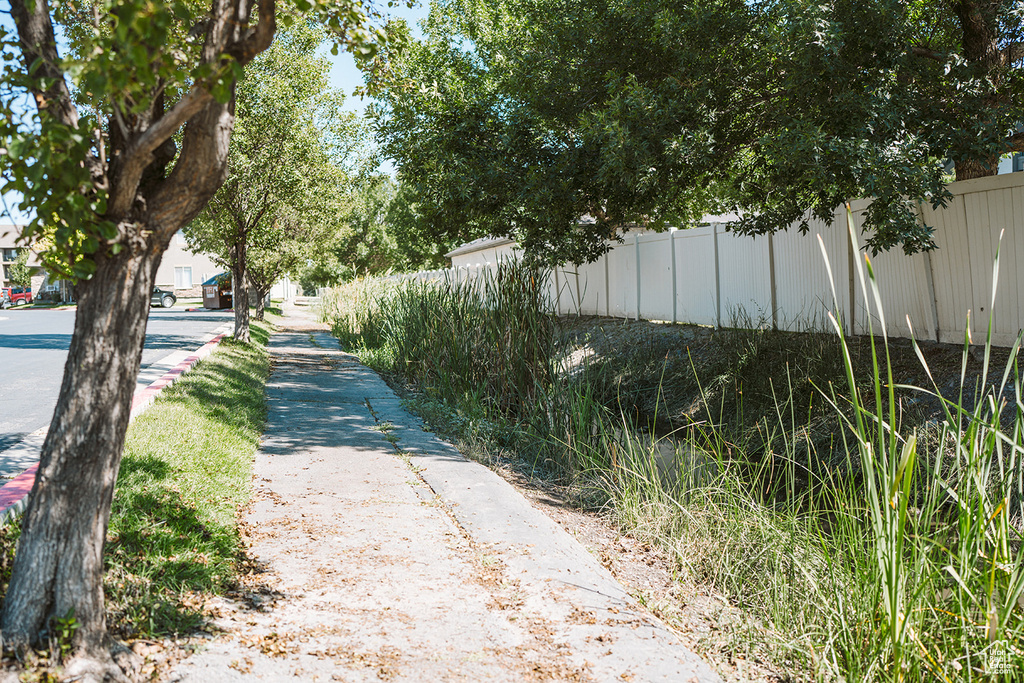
left=417, top=173, right=1023, bottom=345
left=638, top=233, right=674, bottom=320
left=866, top=246, right=937, bottom=342
left=1014, top=182, right=1024, bottom=342
left=921, top=191, right=975, bottom=343
left=963, top=188, right=1004, bottom=342
left=838, top=202, right=938, bottom=341
left=552, top=264, right=592, bottom=315
left=572, top=259, right=607, bottom=315
left=772, top=210, right=849, bottom=333
left=960, top=176, right=1024, bottom=347
left=716, top=228, right=771, bottom=327
left=605, top=239, right=638, bottom=318
left=673, top=226, right=717, bottom=326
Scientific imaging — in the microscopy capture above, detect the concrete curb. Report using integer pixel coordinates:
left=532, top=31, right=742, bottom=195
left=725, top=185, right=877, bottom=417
left=0, top=464, right=37, bottom=525
left=129, top=331, right=229, bottom=419
left=367, top=396, right=723, bottom=682
left=0, top=326, right=234, bottom=523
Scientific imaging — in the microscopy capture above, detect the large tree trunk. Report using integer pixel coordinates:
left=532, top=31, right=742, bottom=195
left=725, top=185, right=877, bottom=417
left=3, top=0, right=277, bottom=671
left=955, top=153, right=999, bottom=181
left=0, top=243, right=159, bottom=655
left=952, top=0, right=1002, bottom=181
left=254, top=285, right=270, bottom=321
left=231, top=240, right=251, bottom=343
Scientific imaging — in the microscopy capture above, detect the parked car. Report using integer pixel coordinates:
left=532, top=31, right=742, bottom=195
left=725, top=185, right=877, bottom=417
left=151, top=287, right=177, bottom=308
left=0, top=290, right=9, bottom=309
left=2, top=286, right=32, bottom=306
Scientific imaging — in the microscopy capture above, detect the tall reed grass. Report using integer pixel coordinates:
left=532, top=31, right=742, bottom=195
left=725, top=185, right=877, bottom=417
left=322, top=237, right=1023, bottom=681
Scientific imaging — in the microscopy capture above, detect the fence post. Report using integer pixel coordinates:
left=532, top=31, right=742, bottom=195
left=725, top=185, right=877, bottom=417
left=574, top=269, right=582, bottom=316
left=604, top=250, right=610, bottom=317
left=846, top=212, right=857, bottom=336
left=768, top=232, right=778, bottom=330
left=713, top=224, right=722, bottom=328
left=635, top=234, right=641, bottom=321
left=553, top=267, right=561, bottom=316
left=915, top=202, right=942, bottom=342
left=924, top=252, right=941, bottom=342
left=670, top=229, right=677, bottom=324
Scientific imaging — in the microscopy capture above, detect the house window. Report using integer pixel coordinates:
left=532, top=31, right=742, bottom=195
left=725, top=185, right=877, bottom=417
left=174, top=266, right=193, bottom=289
left=175, top=230, right=187, bottom=246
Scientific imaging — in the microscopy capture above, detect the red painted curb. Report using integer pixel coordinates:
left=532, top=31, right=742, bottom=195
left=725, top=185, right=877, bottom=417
left=0, top=332, right=230, bottom=519
left=129, top=333, right=227, bottom=414
left=0, top=464, right=38, bottom=515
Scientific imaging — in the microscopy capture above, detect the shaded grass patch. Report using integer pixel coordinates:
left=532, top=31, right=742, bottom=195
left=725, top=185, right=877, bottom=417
left=103, top=321, right=271, bottom=639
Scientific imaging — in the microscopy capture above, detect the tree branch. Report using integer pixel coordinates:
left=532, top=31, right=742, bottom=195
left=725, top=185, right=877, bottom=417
left=148, top=0, right=278, bottom=237
left=911, top=45, right=946, bottom=62
left=227, top=0, right=277, bottom=66
left=106, top=87, right=213, bottom=219
left=149, top=99, right=236, bottom=239
left=1004, top=41, right=1024, bottom=65
left=247, top=198, right=272, bottom=235
left=8, top=0, right=79, bottom=129
left=9, top=0, right=105, bottom=188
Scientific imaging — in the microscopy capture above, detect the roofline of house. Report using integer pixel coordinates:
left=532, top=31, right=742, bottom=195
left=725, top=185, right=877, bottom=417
left=444, top=236, right=516, bottom=259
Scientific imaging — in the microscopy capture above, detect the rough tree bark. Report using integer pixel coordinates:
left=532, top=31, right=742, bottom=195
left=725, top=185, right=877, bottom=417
left=952, top=0, right=1007, bottom=181
left=230, top=238, right=251, bottom=343
left=254, top=285, right=271, bottom=321
left=2, top=0, right=277, bottom=669
left=955, top=155, right=1000, bottom=181
left=0, top=242, right=162, bottom=656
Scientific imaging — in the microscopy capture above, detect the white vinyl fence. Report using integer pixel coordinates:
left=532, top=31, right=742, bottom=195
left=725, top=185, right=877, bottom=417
left=414, top=173, right=1024, bottom=347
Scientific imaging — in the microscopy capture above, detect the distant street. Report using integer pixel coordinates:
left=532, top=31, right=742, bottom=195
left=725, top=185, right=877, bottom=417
left=0, top=306, right=234, bottom=454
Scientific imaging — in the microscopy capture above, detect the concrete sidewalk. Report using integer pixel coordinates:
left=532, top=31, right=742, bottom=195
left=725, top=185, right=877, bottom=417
left=169, top=307, right=720, bottom=682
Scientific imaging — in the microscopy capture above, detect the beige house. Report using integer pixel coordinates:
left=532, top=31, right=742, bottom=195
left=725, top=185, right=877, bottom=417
left=0, top=223, right=43, bottom=292
left=1, top=224, right=220, bottom=298
left=154, top=231, right=222, bottom=297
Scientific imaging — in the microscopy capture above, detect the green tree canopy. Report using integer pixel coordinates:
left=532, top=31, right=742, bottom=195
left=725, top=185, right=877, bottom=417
left=298, top=176, right=459, bottom=291
left=370, top=0, right=1024, bottom=261
left=185, top=23, right=373, bottom=339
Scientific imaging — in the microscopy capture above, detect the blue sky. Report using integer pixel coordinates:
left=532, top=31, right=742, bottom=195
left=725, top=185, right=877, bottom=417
left=326, top=2, right=430, bottom=115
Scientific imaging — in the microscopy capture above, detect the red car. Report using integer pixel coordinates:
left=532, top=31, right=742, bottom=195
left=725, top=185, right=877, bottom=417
left=1, top=287, right=32, bottom=306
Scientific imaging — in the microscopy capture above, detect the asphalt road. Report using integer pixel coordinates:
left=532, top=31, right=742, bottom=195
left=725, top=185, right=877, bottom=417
left=0, top=305, right=234, bottom=454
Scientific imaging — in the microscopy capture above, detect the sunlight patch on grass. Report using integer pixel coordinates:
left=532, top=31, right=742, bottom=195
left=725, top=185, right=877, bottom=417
left=104, top=321, right=272, bottom=639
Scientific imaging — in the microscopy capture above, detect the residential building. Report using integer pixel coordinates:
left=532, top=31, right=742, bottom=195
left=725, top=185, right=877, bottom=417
left=0, top=223, right=43, bottom=292
left=154, top=231, right=221, bottom=297
left=1, top=224, right=221, bottom=299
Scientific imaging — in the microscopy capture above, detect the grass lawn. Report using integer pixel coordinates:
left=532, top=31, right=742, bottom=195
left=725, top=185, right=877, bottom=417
left=102, top=319, right=273, bottom=639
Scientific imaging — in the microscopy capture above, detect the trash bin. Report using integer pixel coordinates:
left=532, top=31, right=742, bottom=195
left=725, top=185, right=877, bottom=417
left=202, top=273, right=233, bottom=309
